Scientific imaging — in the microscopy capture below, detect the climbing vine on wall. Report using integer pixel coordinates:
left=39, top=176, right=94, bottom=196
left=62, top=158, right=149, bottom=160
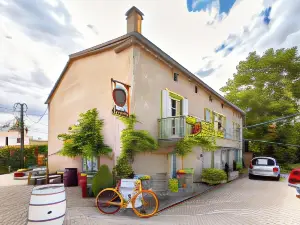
left=175, top=135, right=216, bottom=157
left=114, top=114, right=158, bottom=178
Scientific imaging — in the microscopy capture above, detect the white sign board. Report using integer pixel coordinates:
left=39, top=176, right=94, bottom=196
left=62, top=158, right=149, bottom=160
left=119, top=179, right=142, bottom=208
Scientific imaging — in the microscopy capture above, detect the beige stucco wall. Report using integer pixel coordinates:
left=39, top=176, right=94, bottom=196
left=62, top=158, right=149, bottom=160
left=47, top=41, right=243, bottom=176
left=132, top=152, right=168, bottom=176
left=130, top=45, right=243, bottom=177
left=48, top=48, right=132, bottom=173
left=131, top=45, right=242, bottom=143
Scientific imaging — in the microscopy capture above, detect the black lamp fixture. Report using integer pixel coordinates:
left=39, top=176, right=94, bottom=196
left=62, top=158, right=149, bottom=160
left=209, top=95, right=213, bottom=102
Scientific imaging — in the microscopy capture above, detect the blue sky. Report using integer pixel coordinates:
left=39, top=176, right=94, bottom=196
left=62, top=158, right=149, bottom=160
left=187, top=0, right=237, bottom=15
left=1, top=0, right=300, bottom=139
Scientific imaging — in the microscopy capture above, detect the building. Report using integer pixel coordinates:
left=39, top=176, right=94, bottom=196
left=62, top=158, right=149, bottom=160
left=46, top=7, right=245, bottom=181
left=0, top=131, right=30, bottom=147
left=29, top=138, right=48, bottom=146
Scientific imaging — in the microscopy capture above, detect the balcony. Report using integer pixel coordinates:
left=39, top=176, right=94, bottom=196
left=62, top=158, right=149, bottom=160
left=157, top=116, right=240, bottom=142
left=158, top=116, right=191, bottom=140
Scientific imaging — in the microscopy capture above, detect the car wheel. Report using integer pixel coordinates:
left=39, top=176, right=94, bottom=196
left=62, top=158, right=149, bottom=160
left=276, top=175, right=280, bottom=181
left=249, top=174, right=254, bottom=179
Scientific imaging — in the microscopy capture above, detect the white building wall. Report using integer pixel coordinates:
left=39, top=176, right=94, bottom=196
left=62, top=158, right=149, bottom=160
left=0, top=132, right=30, bottom=147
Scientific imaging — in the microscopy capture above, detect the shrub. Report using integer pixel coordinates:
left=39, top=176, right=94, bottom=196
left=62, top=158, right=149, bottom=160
left=168, top=178, right=178, bottom=192
left=92, top=164, right=113, bottom=196
left=0, top=166, right=8, bottom=175
left=114, top=155, right=133, bottom=179
left=201, top=168, right=227, bottom=185
left=0, top=145, right=48, bottom=170
left=236, top=162, right=243, bottom=172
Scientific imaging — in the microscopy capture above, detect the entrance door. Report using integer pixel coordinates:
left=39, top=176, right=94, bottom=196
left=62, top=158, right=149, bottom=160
left=170, top=153, right=177, bottom=178
left=221, top=150, right=228, bottom=169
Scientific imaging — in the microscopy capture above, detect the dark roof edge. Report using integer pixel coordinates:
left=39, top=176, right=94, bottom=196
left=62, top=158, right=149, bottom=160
left=69, top=33, right=131, bottom=58
left=45, top=34, right=133, bottom=104
left=45, top=61, right=70, bottom=104
left=130, top=32, right=245, bottom=115
left=45, top=31, right=245, bottom=115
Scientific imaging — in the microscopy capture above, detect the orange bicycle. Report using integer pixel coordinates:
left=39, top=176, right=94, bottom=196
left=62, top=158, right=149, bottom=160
left=95, top=179, right=159, bottom=218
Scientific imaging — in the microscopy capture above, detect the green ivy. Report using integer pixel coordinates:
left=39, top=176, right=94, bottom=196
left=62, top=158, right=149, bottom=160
left=175, top=135, right=216, bottom=157
left=38, top=145, right=48, bottom=155
left=114, top=114, right=158, bottom=179
left=186, top=116, right=197, bottom=125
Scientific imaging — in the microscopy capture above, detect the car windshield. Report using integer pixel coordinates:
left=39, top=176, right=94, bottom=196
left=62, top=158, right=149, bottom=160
left=252, top=158, right=275, bottom=166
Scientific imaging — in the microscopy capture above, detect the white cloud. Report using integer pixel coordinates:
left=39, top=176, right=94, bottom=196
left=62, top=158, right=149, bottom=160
left=1, top=0, right=299, bottom=139
left=202, top=0, right=300, bottom=93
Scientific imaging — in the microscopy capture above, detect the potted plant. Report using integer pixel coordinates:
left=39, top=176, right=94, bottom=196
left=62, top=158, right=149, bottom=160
left=137, top=175, right=151, bottom=189
left=168, top=178, right=179, bottom=192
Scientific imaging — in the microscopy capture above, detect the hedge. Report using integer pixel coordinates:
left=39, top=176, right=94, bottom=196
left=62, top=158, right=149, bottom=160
left=0, top=145, right=48, bottom=170
left=92, top=164, right=113, bottom=196
left=201, top=168, right=227, bottom=185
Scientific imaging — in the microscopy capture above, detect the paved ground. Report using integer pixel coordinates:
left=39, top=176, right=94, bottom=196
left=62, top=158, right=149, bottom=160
left=62, top=177, right=300, bottom=225
left=0, top=173, right=27, bottom=186
left=0, top=174, right=299, bottom=225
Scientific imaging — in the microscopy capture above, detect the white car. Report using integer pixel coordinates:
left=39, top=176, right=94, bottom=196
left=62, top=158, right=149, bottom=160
left=248, top=157, right=280, bottom=181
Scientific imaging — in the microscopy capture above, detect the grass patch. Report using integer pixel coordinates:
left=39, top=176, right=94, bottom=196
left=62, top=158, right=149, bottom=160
left=280, top=177, right=286, bottom=182
left=239, top=168, right=248, bottom=174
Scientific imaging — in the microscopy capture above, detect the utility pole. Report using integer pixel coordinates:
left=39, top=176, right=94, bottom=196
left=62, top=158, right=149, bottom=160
left=14, top=103, right=27, bottom=169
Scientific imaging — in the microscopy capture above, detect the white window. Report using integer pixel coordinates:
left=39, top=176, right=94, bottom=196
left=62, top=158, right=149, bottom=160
left=205, top=109, right=211, bottom=122
left=171, top=99, right=181, bottom=117
left=213, top=113, right=225, bottom=131
left=170, top=99, right=181, bottom=136
left=83, top=156, right=98, bottom=172
left=232, top=122, right=236, bottom=140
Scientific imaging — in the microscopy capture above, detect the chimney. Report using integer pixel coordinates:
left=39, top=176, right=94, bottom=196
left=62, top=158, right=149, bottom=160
left=125, top=6, right=144, bottom=34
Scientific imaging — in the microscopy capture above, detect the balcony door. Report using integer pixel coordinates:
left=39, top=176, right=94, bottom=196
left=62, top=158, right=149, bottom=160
left=170, top=98, right=181, bottom=137
left=161, top=90, right=188, bottom=139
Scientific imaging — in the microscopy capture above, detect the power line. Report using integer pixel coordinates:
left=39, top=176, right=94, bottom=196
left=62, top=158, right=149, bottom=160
left=28, top=129, right=48, bottom=134
left=245, top=139, right=300, bottom=148
left=27, top=112, right=48, bottom=117
left=244, top=112, right=300, bottom=129
left=25, top=107, right=48, bottom=127
left=25, top=114, right=48, bottom=126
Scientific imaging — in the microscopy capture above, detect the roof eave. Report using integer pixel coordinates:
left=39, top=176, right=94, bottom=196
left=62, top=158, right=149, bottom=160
left=129, top=32, right=245, bottom=115
left=45, top=34, right=133, bottom=105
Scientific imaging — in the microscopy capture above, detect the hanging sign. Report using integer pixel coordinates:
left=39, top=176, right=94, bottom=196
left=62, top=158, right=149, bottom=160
left=191, top=122, right=202, bottom=135
left=111, top=79, right=130, bottom=117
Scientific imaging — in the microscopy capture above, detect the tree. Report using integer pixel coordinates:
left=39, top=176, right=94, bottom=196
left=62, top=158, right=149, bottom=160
left=221, top=47, right=300, bottom=162
left=57, top=108, right=112, bottom=169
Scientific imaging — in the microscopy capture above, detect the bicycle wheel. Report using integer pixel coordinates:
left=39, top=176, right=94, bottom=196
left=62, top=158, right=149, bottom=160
left=95, top=188, right=123, bottom=214
left=132, top=190, right=159, bottom=218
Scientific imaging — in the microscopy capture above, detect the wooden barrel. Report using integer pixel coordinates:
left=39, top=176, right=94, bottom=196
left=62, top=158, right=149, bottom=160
left=27, top=184, right=66, bottom=225
left=63, top=168, right=78, bottom=187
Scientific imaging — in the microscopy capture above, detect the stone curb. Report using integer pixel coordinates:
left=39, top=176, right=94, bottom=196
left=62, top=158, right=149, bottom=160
left=157, top=172, right=248, bottom=214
